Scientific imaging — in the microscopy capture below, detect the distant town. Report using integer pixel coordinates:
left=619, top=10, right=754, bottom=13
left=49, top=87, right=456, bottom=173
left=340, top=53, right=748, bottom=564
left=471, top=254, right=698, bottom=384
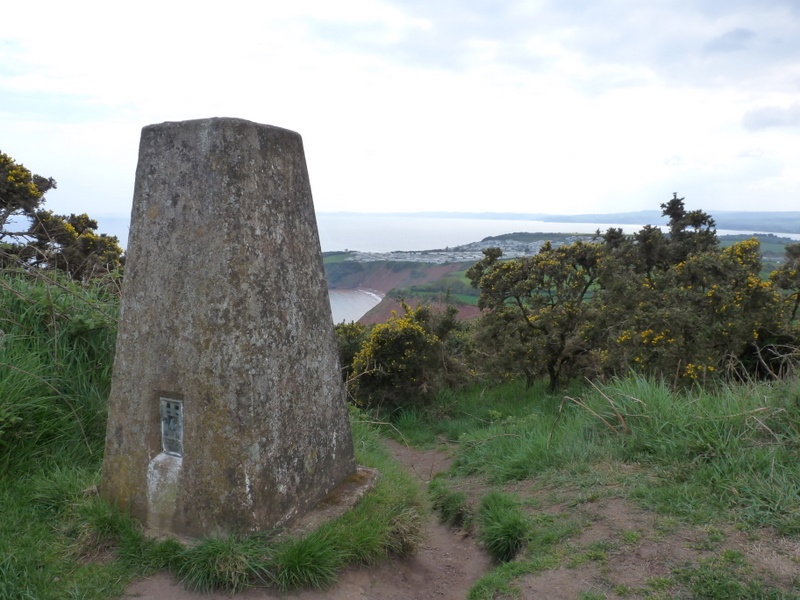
left=341, top=234, right=596, bottom=264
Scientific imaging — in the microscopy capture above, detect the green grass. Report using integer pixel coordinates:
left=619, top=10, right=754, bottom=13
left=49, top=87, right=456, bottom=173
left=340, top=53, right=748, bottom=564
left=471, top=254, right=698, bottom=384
left=400, top=375, right=800, bottom=535
left=4, top=268, right=800, bottom=598
left=0, top=271, right=425, bottom=598
left=2, top=407, right=425, bottom=597
left=389, top=289, right=480, bottom=307
left=391, top=268, right=482, bottom=306
left=389, top=374, right=800, bottom=598
left=322, top=251, right=357, bottom=264
left=429, top=477, right=472, bottom=527
left=270, top=531, right=341, bottom=591
left=177, top=535, right=274, bottom=592
left=673, top=550, right=798, bottom=599
left=0, top=271, right=115, bottom=475
left=477, top=491, right=530, bottom=562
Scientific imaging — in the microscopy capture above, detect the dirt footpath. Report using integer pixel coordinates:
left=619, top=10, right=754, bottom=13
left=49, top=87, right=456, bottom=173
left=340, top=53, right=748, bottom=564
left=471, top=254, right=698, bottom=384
left=125, top=441, right=491, bottom=600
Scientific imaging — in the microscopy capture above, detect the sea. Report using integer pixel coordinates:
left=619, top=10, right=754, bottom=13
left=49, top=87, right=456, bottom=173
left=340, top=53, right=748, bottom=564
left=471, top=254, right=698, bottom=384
left=317, top=213, right=800, bottom=323
left=315, top=214, right=653, bottom=253
left=319, top=214, right=642, bottom=323
left=329, top=289, right=384, bottom=324
left=94, top=213, right=800, bottom=324
left=319, top=214, right=649, bottom=323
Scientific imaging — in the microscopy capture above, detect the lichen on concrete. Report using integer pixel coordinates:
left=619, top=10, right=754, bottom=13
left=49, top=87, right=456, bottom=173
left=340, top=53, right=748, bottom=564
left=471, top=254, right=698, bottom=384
left=100, top=117, right=356, bottom=538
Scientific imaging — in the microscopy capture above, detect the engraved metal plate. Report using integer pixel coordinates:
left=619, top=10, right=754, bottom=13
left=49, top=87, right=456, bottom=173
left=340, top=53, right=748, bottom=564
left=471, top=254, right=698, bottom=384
left=160, top=398, right=183, bottom=457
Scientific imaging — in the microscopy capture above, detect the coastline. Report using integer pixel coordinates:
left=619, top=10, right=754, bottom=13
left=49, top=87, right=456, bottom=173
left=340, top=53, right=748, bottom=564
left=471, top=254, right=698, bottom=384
left=328, top=289, right=384, bottom=324
left=357, top=288, right=384, bottom=301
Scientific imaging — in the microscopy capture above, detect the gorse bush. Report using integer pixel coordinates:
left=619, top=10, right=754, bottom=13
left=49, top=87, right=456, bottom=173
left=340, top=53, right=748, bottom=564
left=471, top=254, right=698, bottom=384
left=334, top=320, right=368, bottom=382
left=349, top=303, right=438, bottom=407
left=1, top=151, right=124, bottom=279
left=467, top=195, right=800, bottom=390
left=348, top=302, right=471, bottom=409
left=467, top=240, right=604, bottom=390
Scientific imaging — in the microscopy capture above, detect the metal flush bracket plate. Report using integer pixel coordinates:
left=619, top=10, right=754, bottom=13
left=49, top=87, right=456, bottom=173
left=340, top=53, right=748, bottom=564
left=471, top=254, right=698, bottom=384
left=160, top=397, right=183, bottom=457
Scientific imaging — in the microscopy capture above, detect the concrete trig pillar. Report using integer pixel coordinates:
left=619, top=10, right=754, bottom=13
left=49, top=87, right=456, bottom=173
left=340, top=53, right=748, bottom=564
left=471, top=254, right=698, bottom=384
left=101, top=118, right=356, bottom=538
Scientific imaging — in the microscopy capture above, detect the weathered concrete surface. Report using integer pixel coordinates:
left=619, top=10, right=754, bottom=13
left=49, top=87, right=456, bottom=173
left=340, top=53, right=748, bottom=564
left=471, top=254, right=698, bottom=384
left=101, top=118, right=356, bottom=538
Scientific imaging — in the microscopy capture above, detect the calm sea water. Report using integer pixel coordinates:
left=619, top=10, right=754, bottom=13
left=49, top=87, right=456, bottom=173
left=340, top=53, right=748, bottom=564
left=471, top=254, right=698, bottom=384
left=318, top=214, right=800, bottom=322
left=314, top=214, right=799, bottom=253
left=329, top=289, right=382, bottom=324
left=315, top=214, right=636, bottom=252
left=98, top=212, right=799, bottom=323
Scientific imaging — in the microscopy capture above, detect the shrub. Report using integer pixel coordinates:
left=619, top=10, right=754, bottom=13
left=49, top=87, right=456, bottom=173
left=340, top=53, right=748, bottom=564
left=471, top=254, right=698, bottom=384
left=349, top=303, right=442, bottom=408
left=334, top=321, right=368, bottom=382
left=477, top=491, right=530, bottom=562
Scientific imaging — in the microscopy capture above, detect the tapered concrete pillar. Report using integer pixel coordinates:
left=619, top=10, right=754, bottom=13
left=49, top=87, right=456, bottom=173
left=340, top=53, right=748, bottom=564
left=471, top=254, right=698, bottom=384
left=101, top=118, right=356, bottom=538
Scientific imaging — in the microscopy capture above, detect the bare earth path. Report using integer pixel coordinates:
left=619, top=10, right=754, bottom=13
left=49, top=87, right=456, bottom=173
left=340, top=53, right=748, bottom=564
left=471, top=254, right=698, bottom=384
left=125, top=440, right=491, bottom=600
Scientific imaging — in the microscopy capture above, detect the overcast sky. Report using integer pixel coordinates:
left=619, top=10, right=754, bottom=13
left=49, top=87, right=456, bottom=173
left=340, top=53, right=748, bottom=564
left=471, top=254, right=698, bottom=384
left=2, top=0, right=799, bottom=224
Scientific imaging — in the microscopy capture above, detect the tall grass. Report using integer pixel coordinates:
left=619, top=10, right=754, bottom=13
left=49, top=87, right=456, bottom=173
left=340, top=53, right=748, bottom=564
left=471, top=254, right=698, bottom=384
left=394, top=374, right=800, bottom=535
left=613, top=376, right=800, bottom=533
left=0, top=270, right=117, bottom=474
left=1, top=271, right=425, bottom=598
left=476, top=491, right=530, bottom=562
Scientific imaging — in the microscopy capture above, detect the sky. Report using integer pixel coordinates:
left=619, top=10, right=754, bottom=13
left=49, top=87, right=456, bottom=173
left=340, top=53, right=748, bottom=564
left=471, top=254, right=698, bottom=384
left=2, top=0, right=800, bottom=232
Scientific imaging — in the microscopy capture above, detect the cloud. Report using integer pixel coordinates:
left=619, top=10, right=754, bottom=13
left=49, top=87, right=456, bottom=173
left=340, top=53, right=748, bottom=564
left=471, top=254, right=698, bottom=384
left=354, top=1, right=800, bottom=97
left=704, top=28, right=756, bottom=53
left=4, top=0, right=800, bottom=219
left=742, top=103, right=800, bottom=129
left=306, top=1, right=549, bottom=73
left=0, top=89, right=112, bottom=123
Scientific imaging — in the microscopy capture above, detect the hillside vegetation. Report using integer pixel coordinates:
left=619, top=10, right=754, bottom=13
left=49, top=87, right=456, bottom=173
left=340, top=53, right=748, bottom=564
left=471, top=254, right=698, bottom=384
left=396, top=377, right=800, bottom=598
left=338, top=196, right=800, bottom=407
left=324, top=230, right=798, bottom=328
left=322, top=199, right=800, bottom=597
left=2, top=172, right=800, bottom=598
left=0, top=270, right=425, bottom=598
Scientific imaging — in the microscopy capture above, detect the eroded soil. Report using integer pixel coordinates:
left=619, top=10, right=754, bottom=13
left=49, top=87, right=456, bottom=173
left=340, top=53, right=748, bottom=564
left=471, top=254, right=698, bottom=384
left=125, top=439, right=800, bottom=599
left=125, top=440, right=491, bottom=600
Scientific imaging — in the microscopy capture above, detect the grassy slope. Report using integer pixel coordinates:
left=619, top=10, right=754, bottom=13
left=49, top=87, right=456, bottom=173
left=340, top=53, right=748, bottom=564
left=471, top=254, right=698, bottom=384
left=0, top=273, right=424, bottom=599
left=5, top=255, right=800, bottom=598
left=389, top=377, right=800, bottom=599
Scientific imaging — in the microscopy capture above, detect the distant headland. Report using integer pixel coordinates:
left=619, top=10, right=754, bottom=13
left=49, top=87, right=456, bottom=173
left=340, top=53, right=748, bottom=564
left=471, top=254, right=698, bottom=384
left=319, top=210, right=800, bottom=236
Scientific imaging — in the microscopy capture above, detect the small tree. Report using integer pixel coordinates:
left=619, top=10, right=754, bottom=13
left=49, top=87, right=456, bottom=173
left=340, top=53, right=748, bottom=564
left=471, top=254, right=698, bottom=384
left=660, top=192, right=717, bottom=263
left=0, top=151, right=56, bottom=230
left=467, top=240, right=604, bottom=390
left=771, top=243, right=800, bottom=322
left=0, top=151, right=123, bottom=279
